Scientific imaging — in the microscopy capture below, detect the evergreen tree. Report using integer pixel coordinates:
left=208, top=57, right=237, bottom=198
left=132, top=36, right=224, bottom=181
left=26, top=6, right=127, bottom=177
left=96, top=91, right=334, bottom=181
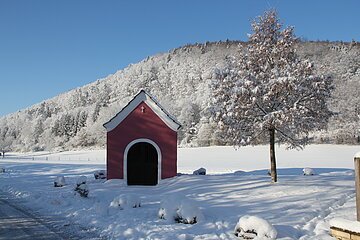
left=211, top=10, right=333, bottom=182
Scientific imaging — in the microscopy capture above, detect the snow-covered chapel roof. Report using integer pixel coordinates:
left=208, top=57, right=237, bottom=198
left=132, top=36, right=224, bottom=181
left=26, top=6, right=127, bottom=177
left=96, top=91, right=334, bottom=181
left=103, top=89, right=181, bottom=132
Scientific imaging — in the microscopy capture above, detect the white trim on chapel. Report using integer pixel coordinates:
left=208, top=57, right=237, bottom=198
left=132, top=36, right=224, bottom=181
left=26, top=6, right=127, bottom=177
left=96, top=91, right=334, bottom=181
left=103, top=90, right=181, bottom=132
left=123, top=138, right=162, bottom=184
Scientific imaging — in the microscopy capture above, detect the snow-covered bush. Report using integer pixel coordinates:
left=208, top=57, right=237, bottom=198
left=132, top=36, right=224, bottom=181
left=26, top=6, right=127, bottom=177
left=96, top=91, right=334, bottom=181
left=110, top=194, right=141, bottom=209
left=158, top=196, right=203, bottom=224
left=158, top=195, right=182, bottom=221
left=303, top=168, right=315, bottom=176
left=0, top=168, right=5, bottom=173
left=175, top=199, right=203, bottom=224
left=193, top=167, right=206, bottom=175
left=234, top=215, right=277, bottom=240
left=74, top=176, right=89, bottom=197
left=54, top=176, right=66, bottom=187
left=75, top=183, right=89, bottom=197
left=94, top=170, right=106, bottom=179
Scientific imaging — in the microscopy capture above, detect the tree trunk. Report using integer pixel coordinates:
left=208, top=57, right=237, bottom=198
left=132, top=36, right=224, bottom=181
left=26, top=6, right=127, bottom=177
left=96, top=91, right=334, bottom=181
left=269, top=128, right=277, bottom=183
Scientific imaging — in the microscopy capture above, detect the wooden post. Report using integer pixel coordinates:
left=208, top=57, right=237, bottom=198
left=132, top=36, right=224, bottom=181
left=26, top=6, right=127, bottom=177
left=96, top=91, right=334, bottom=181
left=355, top=157, right=360, bottom=221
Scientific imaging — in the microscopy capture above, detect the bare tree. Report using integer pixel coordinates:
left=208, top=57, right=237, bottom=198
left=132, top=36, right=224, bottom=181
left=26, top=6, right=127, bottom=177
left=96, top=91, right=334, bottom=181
left=211, top=10, right=333, bottom=182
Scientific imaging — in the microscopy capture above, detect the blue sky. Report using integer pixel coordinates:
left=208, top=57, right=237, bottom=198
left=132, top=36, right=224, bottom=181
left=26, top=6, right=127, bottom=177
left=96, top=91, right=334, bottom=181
left=0, top=0, right=359, bottom=117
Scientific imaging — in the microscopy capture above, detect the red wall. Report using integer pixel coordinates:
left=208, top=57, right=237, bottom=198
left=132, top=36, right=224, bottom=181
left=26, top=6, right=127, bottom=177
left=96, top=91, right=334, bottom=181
left=106, top=101, right=177, bottom=180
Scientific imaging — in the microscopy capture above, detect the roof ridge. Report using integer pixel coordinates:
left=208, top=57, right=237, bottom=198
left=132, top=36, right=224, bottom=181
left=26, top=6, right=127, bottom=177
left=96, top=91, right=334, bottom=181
left=103, top=89, right=181, bottom=132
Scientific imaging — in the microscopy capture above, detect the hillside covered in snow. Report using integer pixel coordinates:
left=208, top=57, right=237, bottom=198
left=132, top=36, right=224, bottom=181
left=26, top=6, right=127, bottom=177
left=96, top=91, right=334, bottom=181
left=0, top=41, right=359, bottom=151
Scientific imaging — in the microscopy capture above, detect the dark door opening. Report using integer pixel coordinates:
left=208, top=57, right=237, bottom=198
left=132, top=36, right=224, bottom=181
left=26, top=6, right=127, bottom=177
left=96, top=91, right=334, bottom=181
left=127, top=142, right=158, bottom=185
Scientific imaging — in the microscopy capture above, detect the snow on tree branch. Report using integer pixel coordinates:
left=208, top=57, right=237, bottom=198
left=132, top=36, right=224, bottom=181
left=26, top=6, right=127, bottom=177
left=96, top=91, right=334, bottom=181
left=211, top=10, right=334, bottom=150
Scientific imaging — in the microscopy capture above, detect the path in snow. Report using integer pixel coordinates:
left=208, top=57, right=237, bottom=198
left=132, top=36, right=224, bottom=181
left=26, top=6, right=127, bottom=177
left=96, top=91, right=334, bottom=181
left=299, top=192, right=356, bottom=239
left=0, top=191, right=103, bottom=240
left=0, top=194, right=65, bottom=239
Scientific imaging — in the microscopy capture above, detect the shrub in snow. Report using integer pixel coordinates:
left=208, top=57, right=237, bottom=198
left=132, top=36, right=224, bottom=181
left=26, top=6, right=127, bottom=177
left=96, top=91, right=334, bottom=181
left=74, top=176, right=89, bottom=197
left=193, top=167, right=206, bottom=175
left=110, top=194, right=141, bottom=209
left=158, top=196, right=203, bottom=224
left=75, top=183, right=89, bottom=197
left=175, top=199, right=203, bottom=224
left=303, top=168, right=315, bottom=176
left=94, top=170, right=106, bottom=179
left=234, top=215, right=277, bottom=240
left=0, top=168, right=5, bottom=173
left=158, top=195, right=182, bottom=221
left=54, top=176, right=66, bottom=187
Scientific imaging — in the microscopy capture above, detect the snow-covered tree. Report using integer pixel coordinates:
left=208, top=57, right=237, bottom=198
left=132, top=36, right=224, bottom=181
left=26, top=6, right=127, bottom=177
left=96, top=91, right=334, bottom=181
left=211, top=10, right=333, bottom=182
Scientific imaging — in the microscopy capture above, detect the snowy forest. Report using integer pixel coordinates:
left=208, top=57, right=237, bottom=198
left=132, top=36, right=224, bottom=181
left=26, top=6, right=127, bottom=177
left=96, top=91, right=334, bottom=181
left=0, top=40, right=359, bottom=152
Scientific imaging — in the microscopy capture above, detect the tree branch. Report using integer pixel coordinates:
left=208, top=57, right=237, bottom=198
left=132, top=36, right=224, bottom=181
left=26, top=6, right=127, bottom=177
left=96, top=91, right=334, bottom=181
left=274, top=127, right=304, bottom=149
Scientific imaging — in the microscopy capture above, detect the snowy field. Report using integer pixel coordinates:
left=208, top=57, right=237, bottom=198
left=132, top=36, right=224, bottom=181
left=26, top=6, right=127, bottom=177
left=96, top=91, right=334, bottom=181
left=0, top=144, right=359, bottom=239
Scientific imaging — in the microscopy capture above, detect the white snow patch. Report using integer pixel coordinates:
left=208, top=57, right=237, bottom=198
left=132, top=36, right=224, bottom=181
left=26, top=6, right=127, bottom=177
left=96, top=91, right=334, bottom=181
left=76, top=176, right=87, bottom=185
left=329, top=218, right=360, bottom=233
left=110, top=194, right=141, bottom=209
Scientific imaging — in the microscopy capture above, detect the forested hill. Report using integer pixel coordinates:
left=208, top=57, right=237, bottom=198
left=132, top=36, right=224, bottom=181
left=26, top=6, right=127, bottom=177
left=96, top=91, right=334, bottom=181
left=0, top=41, right=359, bottom=152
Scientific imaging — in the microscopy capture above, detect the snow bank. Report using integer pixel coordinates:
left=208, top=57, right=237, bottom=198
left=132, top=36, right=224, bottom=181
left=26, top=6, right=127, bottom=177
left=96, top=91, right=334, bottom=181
left=104, top=179, right=124, bottom=186
left=320, top=170, right=354, bottom=176
left=329, top=218, right=360, bottom=233
left=234, top=215, right=277, bottom=239
left=234, top=170, right=246, bottom=175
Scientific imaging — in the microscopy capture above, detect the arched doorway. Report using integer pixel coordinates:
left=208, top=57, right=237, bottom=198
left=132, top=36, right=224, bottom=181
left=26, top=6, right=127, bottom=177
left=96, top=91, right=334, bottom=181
left=126, top=142, right=158, bottom=185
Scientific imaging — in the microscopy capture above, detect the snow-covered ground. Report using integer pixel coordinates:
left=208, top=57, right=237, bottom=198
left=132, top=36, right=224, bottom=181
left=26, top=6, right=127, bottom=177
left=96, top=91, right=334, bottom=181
left=0, top=144, right=359, bottom=239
